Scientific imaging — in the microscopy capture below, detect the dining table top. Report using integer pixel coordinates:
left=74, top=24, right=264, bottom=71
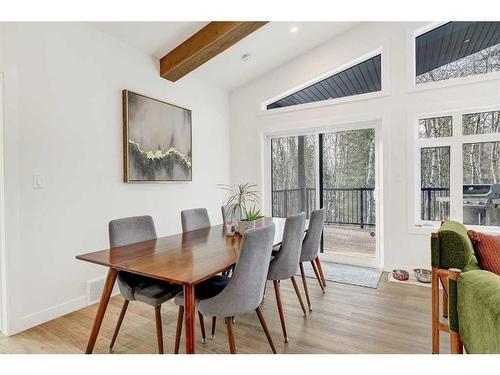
left=76, top=217, right=292, bottom=286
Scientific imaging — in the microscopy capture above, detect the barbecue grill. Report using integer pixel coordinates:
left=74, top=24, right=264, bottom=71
left=463, top=184, right=500, bottom=226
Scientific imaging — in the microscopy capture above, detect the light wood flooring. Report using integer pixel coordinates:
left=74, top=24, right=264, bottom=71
left=0, top=273, right=450, bottom=354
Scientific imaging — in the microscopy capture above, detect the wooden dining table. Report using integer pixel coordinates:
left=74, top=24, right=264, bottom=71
left=76, top=217, right=291, bottom=354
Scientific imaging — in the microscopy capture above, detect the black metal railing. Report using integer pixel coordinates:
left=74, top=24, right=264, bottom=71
left=272, top=187, right=450, bottom=226
left=420, top=187, right=449, bottom=221
left=271, top=188, right=316, bottom=218
left=272, top=187, right=375, bottom=228
left=323, top=188, right=375, bottom=228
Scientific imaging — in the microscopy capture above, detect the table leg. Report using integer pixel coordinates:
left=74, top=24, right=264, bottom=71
left=184, top=284, right=196, bottom=354
left=85, top=268, right=117, bottom=354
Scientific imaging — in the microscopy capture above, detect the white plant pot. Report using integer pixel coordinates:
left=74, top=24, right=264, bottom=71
left=237, top=220, right=256, bottom=234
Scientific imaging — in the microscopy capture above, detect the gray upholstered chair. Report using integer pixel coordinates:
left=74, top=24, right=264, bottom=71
left=196, top=223, right=277, bottom=354
left=174, top=207, right=229, bottom=352
left=108, top=215, right=181, bottom=354
left=221, top=204, right=241, bottom=277
left=221, top=204, right=242, bottom=225
left=299, top=208, right=327, bottom=311
left=181, top=208, right=211, bottom=232
left=267, top=212, right=307, bottom=343
left=172, top=275, right=229, bottom=353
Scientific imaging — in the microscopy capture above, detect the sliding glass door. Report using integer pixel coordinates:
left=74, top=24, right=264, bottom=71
left=271, top=135, right=316, bottom=219
left=320, top=129, right=376, bottom=262
left=269, top=125, right=379, bottom=267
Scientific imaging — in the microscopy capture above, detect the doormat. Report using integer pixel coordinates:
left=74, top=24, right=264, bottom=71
left=298, top=261, right=383, bottom=289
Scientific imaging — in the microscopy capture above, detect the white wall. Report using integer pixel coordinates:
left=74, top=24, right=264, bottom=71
left=0, top=72, right=6, bottom=334
left=229, top=22, right=500, bottom=272
left=0, top=23, right=231, bottom=335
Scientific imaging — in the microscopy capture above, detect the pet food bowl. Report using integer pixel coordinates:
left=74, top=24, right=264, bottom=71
left=414, top=268, right=432, bottom=283
left=392, top=269, right=409, bottom=281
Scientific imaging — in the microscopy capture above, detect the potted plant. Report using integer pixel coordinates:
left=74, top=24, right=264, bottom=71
left=219, top=183, right=263, bottom=234
left=238, top=205, right=263, bottom=234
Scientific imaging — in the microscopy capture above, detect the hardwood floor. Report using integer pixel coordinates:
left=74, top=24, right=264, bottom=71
left=0, top=273, right=450, bottom=354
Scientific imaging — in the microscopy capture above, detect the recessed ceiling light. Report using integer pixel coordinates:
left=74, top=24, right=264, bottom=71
left=290, top=26, right=299, bottom=34
left=241, top=53, right=251, bottom=62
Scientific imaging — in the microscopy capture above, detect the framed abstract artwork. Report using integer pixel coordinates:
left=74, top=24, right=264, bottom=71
left=122, top=90, right=192, bottom=182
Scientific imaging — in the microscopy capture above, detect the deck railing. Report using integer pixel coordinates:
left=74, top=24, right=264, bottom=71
left=420, top=187, right=450, bottom=221
left=271, top=188, right=316, bottom=219
left=272, top=187, right=450, bottom=227
left=272, top=187, right=375, bottom=228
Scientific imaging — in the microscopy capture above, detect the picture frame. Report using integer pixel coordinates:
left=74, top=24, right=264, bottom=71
left=122, top=89, right=192, bottom=183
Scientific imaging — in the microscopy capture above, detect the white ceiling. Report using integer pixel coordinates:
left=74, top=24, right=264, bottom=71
left=90, top=22, right=209, bottom=58
left=89, top=22, right=358, bottom=90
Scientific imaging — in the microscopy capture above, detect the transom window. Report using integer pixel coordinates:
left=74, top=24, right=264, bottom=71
left=415, top=22, right=500, bottom=85
left=416, top=108, right=500, bottom=229
left=266, top=53, right=381, bottom=110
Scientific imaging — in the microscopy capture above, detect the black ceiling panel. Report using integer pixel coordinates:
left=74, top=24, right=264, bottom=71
left=267, top=54, right=382, bottom=110
left=416, top=22, right=500, bottom=76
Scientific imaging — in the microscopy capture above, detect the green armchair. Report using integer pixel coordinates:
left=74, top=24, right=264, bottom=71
left=431, top=221, right=500, bottom=354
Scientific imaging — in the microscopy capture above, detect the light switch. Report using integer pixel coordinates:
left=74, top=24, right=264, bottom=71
left=33, top=173, right=48, bottom=189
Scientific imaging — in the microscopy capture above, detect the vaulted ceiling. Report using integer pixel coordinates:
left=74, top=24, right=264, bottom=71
left=89, top=22, right=359, bottom=90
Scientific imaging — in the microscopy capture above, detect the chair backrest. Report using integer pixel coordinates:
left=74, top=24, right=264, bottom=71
left=221, top=204, right=242, bottom=225
left=300, top=208, right=325, bottom=262
left=109, top=215, right=157, bottom=247
left=181, top=208, right=211, bottom=232
left=267, top=212, right=306, bottom=281
left=431, top=220, right=477, bottom=270
left=198, top=223, right=276, bottom=317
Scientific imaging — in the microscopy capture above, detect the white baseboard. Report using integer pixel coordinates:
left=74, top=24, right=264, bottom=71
left=5, top=295, right=87, bottom=336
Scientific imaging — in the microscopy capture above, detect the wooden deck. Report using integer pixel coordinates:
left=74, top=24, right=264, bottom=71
left=323, top=224, right=376, bottom=258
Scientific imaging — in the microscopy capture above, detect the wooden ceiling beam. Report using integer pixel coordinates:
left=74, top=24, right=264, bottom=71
left=160, top=21, right=268, bottom=82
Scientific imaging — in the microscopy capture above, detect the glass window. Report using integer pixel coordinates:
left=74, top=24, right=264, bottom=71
left=417, top=108, right=500, bottom=229
left=267, top=54, right=381, bottom=110
left=418, top=116, right=453, bottom=138
left=463, top=141, right=500, bottom=226
left=463, top=110, right=500, bottom=135
left=270, top=135, right=316, bottom=218
left=463, top=142, right=500, bottom=185
left=416, top=22, right=500, bottom=84
left=420, top=147, right=450, bottom=221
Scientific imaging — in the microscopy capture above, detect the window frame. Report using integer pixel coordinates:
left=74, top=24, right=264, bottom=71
left=411, top=104, right=500, bottom=233
left=261, top=48, right=387, bottom=114
left=408, top=22, right=500, bottom=93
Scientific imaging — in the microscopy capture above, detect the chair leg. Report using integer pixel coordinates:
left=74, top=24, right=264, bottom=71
left=255, top=306, right=277, bottom=354
left=299, top=262, right=312, bottom=311
left=448, top=268, right=462, bottom=354
left=211, top=316, right=217, bottom=339
left=225, top=317, right=236, bottom=354
left=174, top=305, right=184, bottom=354
left=198, top=311, right=206, bottom=343
left=450, top=331, right=463, bottom=354
left=273, top=280, right=288, bottom=343
left=431, top=267, right=440, bottom=354
left=290, top=276, right=307, bottom=316
left=109, top=299, right=129, bottom=353
left=154, top=305, right=164, bottom=354
left=315, top=257, right=327, bottom=287
left=310, top=261, right=325, bottom=294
